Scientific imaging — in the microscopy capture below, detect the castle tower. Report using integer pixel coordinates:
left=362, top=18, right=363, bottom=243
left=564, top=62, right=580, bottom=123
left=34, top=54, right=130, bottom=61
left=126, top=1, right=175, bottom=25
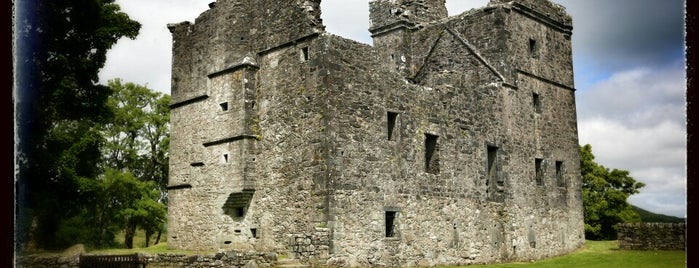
left=167, top=0, right=584, bottom=265
left=369, top=0, right=448, bottom=75
left=167, top=0, right=325, bottom=251
left=486, top=0, right=574, bottom=85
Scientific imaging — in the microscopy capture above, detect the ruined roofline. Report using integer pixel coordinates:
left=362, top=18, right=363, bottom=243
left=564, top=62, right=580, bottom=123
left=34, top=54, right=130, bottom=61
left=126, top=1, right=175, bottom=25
left=488, top=0, right=573, bottom=34
left=426, top=0, right=572, bottom=36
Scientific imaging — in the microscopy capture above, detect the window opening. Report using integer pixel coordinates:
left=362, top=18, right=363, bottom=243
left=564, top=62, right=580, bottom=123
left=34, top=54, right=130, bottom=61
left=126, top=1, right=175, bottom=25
left=385, top=211, right=397, bottom=237
left=223, top=154, right=229, bottom=163
left=487, top=145, right=498, bottom=187
left=220, top=102, right=229, bottom=111
left=425, top=134, right=440, bottom=174
left=301, top=47, right=309, bottom=62
left=535, top=158, right=544, bottom=186
left=529, top=38, right=539, bottom=58
left=234, top=207, right=245, bottom=217
left=533, top=93, right=541, bottom=114
left=250, top=228, right=258, bottom=238
left=556, top=161, right=564, bottom=187
left=223, top=190, right=254, bottom=220
left=387, top=112, right=398, bottom=141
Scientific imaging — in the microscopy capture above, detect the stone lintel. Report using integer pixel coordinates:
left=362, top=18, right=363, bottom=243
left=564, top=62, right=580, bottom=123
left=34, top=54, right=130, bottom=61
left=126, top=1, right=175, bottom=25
left=207, top=60, right=260, bottom=79
left=516, top=70, right=575, bottom=91
left=167, top=184, right=193, bottom=190
left=203, top=135, right=259, bottom=147
left=369, top=20, right=416, bottom=38
left=169, top=94, right=209, bottom=109
left=509, top=3, right=573, bottom=35
left=257, top=32, right=321, bottom=57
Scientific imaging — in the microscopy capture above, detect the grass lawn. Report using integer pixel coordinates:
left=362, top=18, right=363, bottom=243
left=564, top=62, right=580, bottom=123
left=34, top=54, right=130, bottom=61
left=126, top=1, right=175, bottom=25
left=87, top=240, right=685, bottom=268
left=439, top=240, right=686, bottom=268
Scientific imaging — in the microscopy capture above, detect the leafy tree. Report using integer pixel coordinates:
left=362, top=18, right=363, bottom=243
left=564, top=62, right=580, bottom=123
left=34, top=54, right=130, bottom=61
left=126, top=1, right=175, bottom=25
left=16, top=0, right=140, bottom=250
left=62, top=169, right=165, bottom=249
left=580, top=144, right=645, bottom=240
left=101, top=79, right=170, bottom=248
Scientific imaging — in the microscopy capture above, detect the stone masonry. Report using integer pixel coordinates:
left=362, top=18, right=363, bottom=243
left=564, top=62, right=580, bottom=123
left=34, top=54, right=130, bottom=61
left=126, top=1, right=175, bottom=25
left=617, top=223, right=686, bottom=251
left=166, top=0, right=585, bottom=266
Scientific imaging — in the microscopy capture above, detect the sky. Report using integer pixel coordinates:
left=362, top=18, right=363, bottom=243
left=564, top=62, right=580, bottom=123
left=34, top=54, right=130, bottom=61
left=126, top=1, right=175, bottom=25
left=98, top=0, right=687, bottom=218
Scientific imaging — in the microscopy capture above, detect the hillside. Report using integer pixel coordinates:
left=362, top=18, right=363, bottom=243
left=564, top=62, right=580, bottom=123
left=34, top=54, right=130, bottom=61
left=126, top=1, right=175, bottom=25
left=632, top=205, right=685, bottom=223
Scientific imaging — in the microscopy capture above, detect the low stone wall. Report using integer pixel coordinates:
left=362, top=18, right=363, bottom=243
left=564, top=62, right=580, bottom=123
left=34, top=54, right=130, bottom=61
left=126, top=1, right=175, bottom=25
left=17, top=251, right=277, bottom=268
left=617, top=222, right=686, bottom=250
left=16, top=254, right=80, bottom=268
left=288, top=227, right=331, bottom=264
left=145, top=251, right=276, bottom=268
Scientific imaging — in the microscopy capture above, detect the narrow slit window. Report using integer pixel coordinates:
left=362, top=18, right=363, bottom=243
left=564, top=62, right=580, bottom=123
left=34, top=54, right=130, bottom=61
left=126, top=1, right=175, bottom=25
left=487, top=145, right=498, bottom=186
left=301, top=47, right=309, bottom=62
left=385, top=211, right=397, bottom=237
left=533, top=93, right=541, bottom=114
left=425, top=134, right=439, bottom=174
left=223, top=154, right=229, bottom=163
left=387, top=112, right=398, bottom=141
left=220, top=102, right=229, bottom=111
left=250, top=228, right=258, bottom=238
left=556, top=161, right=564, bottom=187
left=529, top=38, right=539, bottom=58
left=535, top=158, right=544, bottom=186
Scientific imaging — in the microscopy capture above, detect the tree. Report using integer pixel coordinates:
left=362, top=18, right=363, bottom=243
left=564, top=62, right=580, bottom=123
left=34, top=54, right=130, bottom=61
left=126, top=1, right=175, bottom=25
left=580, top=144, right=645, bottom=240
left=16, top=0, right=141, bottom=250
left=101, top=79, right=170, bottom=248
left=61, top=169, right=166, bottom=249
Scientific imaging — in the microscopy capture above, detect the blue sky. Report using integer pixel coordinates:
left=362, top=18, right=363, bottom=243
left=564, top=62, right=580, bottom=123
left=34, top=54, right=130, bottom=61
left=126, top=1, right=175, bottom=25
left=99, top=0, right=686, bottom=218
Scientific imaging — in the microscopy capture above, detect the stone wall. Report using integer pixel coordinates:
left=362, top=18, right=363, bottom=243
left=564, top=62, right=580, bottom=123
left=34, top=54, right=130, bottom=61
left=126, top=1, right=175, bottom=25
left=289, top=227, right=331, bottom=263
left=17, top=252, right=276, bottom=268
left=167, top=0, right=585, bottom=266
left=617, top=223, right=686, bottom=250
left=16, top=254, right=80, bottom=268
left=144, top=251, right=276, bottom=268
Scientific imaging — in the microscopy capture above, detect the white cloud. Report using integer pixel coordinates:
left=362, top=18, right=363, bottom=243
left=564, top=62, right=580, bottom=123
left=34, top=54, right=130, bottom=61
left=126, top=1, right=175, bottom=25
left=98, top=0, right=208, bottom=94
left=577, top=60, right=686, bottom=127
left=577, top=63, right=687, bottom=218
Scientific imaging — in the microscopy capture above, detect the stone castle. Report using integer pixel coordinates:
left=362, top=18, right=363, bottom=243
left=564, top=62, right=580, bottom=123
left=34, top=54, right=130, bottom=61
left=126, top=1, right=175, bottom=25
left=166, top=0, right=585, bottom=266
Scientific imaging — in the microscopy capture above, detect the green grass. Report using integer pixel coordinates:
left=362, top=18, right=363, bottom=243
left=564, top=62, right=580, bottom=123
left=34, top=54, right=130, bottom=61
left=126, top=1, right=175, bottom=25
left=89, top=242, right=215, bottom=255
left=439, top=241, right=686, bottom=268
left=51, top=239, right=687, bottom=268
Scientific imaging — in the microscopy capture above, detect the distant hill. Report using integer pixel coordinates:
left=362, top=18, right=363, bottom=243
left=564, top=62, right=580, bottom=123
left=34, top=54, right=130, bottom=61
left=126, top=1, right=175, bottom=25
left=632, top=205, right=685, bottom=223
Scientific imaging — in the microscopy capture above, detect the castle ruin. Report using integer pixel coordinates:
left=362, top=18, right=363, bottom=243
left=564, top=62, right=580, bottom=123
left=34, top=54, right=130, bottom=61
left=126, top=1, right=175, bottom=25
left=166, top=0, right=585, bottom=266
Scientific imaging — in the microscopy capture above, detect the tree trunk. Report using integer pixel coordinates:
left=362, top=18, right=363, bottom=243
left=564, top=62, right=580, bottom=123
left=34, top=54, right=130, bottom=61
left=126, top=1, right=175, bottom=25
left=145, top=229, right=151, bottom=247
left=155, top=227, right=162, bottom=245
left=124, top=222, right=136, bottom=249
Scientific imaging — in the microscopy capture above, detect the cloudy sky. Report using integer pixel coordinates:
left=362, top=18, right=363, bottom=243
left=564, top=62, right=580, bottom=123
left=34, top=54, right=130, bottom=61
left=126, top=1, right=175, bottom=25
left=98, top=0, right=687, bottom=218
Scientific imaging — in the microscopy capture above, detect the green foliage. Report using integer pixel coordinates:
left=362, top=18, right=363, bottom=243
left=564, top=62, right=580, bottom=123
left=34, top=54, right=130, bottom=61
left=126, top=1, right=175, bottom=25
left=16, top=0, right=141, bottom=250
left=102, top=79, right=170, bottom=189
left=580, top=144, right=645, bottom=240
left=100, top=79, right=170, bottom=248
left=58, top=169, right=166, bottom=249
